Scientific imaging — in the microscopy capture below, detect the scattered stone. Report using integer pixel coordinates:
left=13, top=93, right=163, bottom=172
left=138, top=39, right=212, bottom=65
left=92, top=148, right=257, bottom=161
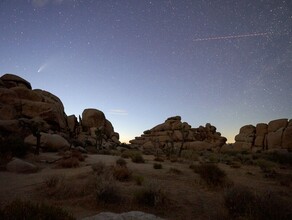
left=6, top=158, right=38, bottom=173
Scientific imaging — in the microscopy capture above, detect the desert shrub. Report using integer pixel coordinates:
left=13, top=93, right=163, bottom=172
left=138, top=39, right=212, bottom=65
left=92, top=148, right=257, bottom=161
left=131, top=153, right=145, bottom=163
left=59, top=157, right=79, bottom=168
left=224, top=185, right=255, bottom=218
left=91, top=161, right=106, bottom=175
left=235, top=153, right=253, bottom=165
left=181, top=150, right=199, bottom=161
left=121, top=150, right=140, bottom=159
left=0, top=199, right=75, bottom=220
left=133, top=175, right=144, bottom=185
left=154, top=157, right=164, bottom=162
left=134, top=182, right=167, bottom=207
left=168, top=167, right=182, bottom=175
left=44, top=174, right=63, bottom=188
left=193, top=163, right=226, bottom=186
left=264, top=151, right=292, bottom=165
left=95, top=177, right=121, bottom=204
left=278, top=173, right=292, bottom=187
left=0, top=136, right=29, bottom=158
left=112, top=165, right=132, bottom=181
left=257, top=159, right=277, bottom=174
left=116, top=158, right=127, bottom=167
left=153, top=163, right=162, bottom=169
left=253, top=191, right=292, bottom=220
left=230, top=161, right=241, bottom=168
left=71, top=150, right=85, bottom=161
left=225, top=186, right=292, bottom=220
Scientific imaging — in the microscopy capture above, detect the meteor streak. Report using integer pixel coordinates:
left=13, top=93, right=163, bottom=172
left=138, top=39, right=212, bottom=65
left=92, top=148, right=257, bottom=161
left=193, top=32, right=269, bottom=42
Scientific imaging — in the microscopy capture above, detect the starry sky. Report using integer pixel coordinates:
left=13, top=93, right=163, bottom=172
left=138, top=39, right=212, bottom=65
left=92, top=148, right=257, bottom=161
left=1, top=0, right=291, bottom=143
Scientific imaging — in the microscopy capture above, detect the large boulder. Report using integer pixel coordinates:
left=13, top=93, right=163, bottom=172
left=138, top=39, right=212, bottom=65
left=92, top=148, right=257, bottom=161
left=24, top=132, right=69, bottom=151
left=282, top=126, right=292, bottom=150
left=6, top=158, right=38, bottom=173
left=82, top=108, right=106, bottom=131
left=0, top=73, right=32, bottom=89
left=67, top=115, right=78, bottom=133
left=266, top=128, right=285, bottom=149
left=268, top=118, right=288, bottom=132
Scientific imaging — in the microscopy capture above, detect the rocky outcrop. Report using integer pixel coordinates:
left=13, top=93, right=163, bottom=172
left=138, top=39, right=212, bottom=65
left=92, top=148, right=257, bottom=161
left=0, top=73, right=120, bottom=152
left=0, top=73, right=67, bottom=131
left=82, top=211, right=164, bottom=220
left=234, top=118, right=292, bottom=151
left=130, top=116, right=226, bottom=154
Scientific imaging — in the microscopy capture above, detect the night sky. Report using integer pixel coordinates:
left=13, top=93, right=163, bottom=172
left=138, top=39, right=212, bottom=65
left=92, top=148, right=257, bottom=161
left=1, top=0, right=291, bottom=143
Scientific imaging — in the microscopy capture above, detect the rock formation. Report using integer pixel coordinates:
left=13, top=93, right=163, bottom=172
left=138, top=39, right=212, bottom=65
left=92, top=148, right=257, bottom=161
left=0, top=73, right=120, bottom=152
left=130, top=116, right=227, bottom=154
left=234, top=118, right=292, bottom=151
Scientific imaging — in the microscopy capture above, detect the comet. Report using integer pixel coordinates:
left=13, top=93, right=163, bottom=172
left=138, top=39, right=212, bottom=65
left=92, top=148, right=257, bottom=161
left=37, top=63, right=48, bottom=73
left=193, top=32, right=270, bottom=42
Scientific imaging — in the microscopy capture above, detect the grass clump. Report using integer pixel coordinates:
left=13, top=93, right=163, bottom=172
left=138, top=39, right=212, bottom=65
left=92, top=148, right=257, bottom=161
left=112, top=165, right=132, bottom=181
left=257, top=159, right=277, bottom=176
left=153, top=163, right=163, bottom=169
left=134, top=182, right=167, bottom=207
left=95, top=177, right=121, bottom=204
left=44, top=174, right=63, bottom=188
left=154, top=157, right=164, bottom=162
left=91, top=161, right=106, bottom=175
left=0, top=199, right=75, bottom=220
left=224, top=185, right=255, bottom=218
left=193, top=163, right=227, bottom=187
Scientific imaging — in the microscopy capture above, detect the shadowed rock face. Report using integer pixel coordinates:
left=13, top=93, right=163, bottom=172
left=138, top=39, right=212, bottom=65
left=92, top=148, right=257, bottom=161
left=130, top=116, right=227, bottom=153
left=234, top=118, right=292, bottom=151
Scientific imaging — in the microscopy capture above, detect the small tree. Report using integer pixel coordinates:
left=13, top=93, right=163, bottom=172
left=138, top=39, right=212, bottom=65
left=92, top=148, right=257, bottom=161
left=178, top=125, right=189, bottom=157
left=95, top=126, right=104, bottom=150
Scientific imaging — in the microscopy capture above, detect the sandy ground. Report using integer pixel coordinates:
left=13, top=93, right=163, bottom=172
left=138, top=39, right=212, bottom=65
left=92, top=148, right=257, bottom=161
left=0, top=152, right=291, bottom=220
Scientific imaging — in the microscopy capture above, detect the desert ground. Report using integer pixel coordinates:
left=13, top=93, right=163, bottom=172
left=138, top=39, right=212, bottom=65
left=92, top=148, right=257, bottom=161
left=0, top=149, right=291, bottom=220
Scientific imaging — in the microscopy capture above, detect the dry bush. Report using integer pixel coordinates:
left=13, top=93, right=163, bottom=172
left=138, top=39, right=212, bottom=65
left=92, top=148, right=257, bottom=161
left=134, top=182, right=167, bottom=207
left=230, top=161, right=241, bottom=168
left=153, top=163, right=163, bottom=169
left=131, top=153, right=145, bottom=163
left=71, top=150, right=85, bottom=161
left=254, top=191, right=292, bottom=220
left=0, top=199, right=75, bottom=220
left=181, top=150, right=199, bottom=161
left=224, top=185, right=292, bottom=220
left=121, top=150, right=140, bottom=159
left=168, top=167, right=182, bottom=175
left=59, top=157, right=79, bottom=168
left=91, top=161, right=106, bottom=175
left=112, top=165, right=132, bottom=181
left=257, top=159, right=277, bottom=173
left=116, top=158, right=127, bottom=167
left=95, top=176, right=122, bottom=204
left=154, top=157, right=164, bottom=162
left=133, top=175, right=144, bottom=186
left=224, top=185, right=255, bottom=218
left=193, top=163, right=227, bottom=187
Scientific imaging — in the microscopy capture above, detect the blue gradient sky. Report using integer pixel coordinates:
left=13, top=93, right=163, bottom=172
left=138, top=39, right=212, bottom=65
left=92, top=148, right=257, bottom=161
left=1, top=0, right=291, bottom=143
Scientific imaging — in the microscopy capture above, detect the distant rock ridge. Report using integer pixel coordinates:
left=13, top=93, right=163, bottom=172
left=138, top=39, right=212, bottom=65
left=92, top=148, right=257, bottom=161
left=0, top=73, right=120, bottom=150
left=233, top=118, right=292, bottom=151
left=130, top=116, right=227, bottom=154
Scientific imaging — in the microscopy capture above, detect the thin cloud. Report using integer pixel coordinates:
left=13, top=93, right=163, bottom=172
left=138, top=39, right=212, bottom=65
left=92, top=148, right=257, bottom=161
left=109, top=109, right=128, bottom=116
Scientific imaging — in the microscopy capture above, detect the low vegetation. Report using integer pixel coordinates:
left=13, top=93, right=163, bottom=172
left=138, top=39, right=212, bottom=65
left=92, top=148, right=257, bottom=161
left=153, top=163, right=163, bottom=169
left=0, top=199, right=75, bottom=220
left=134, top=182, right=167, bottom=207
left=192, top=163, right=227, bottom=187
